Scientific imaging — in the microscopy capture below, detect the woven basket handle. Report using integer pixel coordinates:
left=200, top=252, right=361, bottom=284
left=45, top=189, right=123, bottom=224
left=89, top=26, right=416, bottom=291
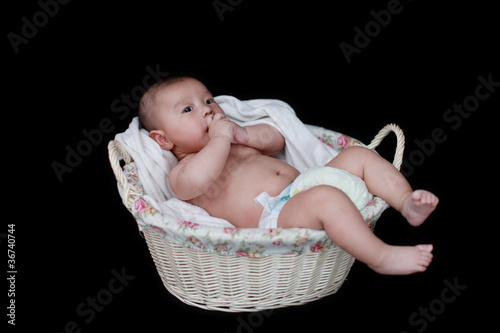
left=108, top=140, right=139, bottom=209
left=354, top=123, right=405, bottom=171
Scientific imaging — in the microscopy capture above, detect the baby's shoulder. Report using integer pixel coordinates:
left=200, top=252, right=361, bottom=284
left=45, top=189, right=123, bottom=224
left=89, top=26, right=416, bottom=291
left=171, top=153, right=195, bottom=173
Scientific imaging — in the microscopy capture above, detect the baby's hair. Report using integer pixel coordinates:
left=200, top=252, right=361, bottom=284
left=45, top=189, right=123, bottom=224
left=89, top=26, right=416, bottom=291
left=138, top=75, right=192, bottom=131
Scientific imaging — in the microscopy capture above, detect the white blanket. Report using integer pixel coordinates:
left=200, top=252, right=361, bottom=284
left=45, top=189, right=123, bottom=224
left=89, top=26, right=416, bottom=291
left=114, top=95, right=339, bottom=228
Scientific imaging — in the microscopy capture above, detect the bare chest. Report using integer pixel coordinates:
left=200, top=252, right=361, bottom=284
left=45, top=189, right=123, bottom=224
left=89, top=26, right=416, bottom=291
left=189, top=145, right=299, bottom=227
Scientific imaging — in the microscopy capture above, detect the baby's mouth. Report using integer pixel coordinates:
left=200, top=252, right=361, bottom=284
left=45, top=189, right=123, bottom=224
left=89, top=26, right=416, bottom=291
left=206, top=114, right=214, bottom=128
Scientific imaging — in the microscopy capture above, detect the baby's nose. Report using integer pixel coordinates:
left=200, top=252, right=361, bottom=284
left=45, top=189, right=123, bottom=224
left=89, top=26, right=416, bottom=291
left=202, top=106, right=214, bottom=117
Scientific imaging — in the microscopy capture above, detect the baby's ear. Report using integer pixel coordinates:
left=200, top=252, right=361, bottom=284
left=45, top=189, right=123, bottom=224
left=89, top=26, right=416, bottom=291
left=149, top=130, right=174, bottom=151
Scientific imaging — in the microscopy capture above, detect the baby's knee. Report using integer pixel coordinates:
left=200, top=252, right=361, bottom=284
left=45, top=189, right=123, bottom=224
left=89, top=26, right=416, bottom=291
left=329, top=146, right=374, bottom=175
left=344, top=146, right=375, bottom=159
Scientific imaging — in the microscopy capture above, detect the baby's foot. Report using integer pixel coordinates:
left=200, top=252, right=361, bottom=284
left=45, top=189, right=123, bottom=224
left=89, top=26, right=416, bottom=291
left=401, top=190, right=439, bottom=227
left=368, top=244, right=433, bottom=275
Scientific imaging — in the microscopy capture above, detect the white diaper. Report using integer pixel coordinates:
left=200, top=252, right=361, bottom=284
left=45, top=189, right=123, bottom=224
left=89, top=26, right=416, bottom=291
left=254, top=166, right=373, bottom=229
left=290, top=166, right=373, bottom=210
left=254, top=183, right=293, bottom=229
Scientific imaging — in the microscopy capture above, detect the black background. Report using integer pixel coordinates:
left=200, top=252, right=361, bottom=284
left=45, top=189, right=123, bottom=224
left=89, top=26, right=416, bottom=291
left=5, top=0, right=498, bottom=332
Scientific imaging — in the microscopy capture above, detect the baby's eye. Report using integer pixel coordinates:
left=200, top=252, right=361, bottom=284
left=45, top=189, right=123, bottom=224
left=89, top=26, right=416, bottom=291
left=206, top=99, right=214, bottom=105
left=183, top=106, right=194, bottom=113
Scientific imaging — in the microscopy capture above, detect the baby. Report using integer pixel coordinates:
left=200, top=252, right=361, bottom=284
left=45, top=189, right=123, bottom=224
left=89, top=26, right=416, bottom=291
left=138, top=76, right=439, bottom=275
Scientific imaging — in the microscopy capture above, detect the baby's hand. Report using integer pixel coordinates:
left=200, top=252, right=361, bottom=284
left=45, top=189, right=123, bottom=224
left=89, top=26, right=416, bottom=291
left=208, top=113, right=235, bottom=140
left=232, top=123, right=248, bottom=145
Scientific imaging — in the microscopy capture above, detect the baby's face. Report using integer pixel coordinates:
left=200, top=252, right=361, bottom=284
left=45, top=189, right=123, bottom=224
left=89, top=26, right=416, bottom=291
left=154, top=78, right=225, bottom=154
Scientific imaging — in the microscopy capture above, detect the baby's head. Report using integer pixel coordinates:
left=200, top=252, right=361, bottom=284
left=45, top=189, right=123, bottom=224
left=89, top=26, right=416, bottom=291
left=139, top=76, right=225, bottom=158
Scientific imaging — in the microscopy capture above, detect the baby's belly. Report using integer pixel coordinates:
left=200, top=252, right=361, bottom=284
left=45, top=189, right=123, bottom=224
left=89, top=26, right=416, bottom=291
left=195, top=156, right=300, bottom=228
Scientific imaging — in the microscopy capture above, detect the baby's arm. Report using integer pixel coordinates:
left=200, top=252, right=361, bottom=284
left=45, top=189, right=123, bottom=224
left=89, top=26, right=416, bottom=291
left=233, top=123, right=285, bottom=156
left=169, top=115, right=233, bottom=200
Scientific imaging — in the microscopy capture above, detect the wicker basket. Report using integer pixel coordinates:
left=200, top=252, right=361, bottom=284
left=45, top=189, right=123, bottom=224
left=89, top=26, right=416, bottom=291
left=108, top=124, right=405, bottom=312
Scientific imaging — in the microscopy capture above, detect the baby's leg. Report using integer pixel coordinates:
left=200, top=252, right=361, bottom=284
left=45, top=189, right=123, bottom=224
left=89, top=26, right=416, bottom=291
left=326, top=147, right=438, bottom=226
left=277, top=186, right=433, bottom=275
